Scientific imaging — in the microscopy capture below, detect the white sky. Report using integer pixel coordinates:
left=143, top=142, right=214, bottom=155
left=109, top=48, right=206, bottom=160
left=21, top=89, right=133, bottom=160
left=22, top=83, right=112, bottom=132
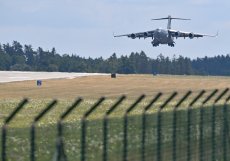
left=0, top=0, right=229, bottom=59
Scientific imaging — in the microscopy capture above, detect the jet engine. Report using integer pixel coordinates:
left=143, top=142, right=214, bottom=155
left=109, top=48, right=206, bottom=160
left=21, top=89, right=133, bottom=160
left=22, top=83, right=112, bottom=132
left=143, top=32, right=148, bottom=38
left=130, top=33, right=136, bottom=39
left=189, top=33, right=194, bottom=39
left=174, top=31, right=180, bottom=38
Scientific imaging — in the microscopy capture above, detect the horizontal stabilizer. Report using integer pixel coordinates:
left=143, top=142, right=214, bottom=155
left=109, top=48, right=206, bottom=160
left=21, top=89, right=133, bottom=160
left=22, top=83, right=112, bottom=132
left=151, top=15, right=190, bottom=29
left=152, top=17, right=191, bottom=20
left=152, top=16, right=191, bottom=20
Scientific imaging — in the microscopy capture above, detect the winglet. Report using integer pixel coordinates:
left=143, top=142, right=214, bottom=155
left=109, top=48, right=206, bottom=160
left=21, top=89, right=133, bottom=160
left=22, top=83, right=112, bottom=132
left=203, top=31, right=219, bottom=37
left=206, top=31, right=219, bottom=37
left=113, top=32, right=120, bottom=37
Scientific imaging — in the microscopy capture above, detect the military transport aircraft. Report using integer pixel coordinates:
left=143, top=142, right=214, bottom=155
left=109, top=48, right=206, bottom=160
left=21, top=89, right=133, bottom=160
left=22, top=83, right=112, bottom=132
left=114, top=15, right=217, bottom=47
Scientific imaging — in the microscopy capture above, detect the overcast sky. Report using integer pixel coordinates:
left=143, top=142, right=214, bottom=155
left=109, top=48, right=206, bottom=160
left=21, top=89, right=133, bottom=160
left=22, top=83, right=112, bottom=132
left=0, top=0, right=229, bottom=59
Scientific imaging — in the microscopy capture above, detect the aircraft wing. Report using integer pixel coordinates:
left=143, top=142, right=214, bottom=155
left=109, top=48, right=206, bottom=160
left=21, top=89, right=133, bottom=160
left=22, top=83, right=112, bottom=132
left=114, top=30, right=155, bottom=39
left=169, top=29, right=218, bottom=38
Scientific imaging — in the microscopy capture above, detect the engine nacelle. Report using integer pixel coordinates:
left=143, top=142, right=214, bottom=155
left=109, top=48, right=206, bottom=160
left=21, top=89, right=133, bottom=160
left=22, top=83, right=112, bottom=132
left=175, top=31, right=180, bottom=37
left=189, top=33, right=194, bottom=39
left=143, top=32, right=148, bottom=38
left=131, top=33, right=136, bottom=39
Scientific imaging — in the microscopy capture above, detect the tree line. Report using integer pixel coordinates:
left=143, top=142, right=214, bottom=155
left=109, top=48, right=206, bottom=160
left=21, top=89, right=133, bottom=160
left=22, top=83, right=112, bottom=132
left=0, top=41, right=230, bottom=76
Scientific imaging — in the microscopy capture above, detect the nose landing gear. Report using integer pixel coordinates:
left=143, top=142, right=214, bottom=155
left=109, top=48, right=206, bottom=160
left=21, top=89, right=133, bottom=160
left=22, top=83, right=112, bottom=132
left=151, top=41, right=159, bottom=47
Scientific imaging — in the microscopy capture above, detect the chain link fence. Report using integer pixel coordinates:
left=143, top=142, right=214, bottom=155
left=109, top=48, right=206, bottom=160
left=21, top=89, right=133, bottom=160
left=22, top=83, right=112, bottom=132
left=1, top=88, right=230, bottom=161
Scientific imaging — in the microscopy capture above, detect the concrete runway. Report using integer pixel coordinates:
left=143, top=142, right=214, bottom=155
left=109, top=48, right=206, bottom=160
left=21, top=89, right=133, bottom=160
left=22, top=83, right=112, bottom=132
left=0, top=71, right=108, bottom=83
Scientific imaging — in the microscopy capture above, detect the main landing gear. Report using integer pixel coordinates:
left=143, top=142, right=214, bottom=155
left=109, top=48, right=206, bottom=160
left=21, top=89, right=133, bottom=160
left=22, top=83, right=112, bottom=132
left=168, top=43, right=175, bottom=47
left=151, top=41, right=175, bottom=47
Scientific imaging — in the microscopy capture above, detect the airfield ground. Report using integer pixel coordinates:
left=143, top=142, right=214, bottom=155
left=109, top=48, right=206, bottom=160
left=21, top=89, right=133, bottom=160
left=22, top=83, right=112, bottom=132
left=0, top=74, right=229, bottom=99
left=0, top=74, right=229, bottom=161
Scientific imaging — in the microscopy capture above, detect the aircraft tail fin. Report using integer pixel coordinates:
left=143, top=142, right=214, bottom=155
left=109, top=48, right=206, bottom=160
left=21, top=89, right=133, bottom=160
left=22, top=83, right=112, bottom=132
left=152, top=15, right=190, bottom=29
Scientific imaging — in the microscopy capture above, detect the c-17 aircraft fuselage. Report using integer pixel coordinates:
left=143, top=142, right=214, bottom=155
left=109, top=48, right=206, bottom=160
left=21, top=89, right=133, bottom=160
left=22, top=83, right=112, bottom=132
left=152, top=28, right=175, bottom=47
left=114, top=15, right=217, bottom=47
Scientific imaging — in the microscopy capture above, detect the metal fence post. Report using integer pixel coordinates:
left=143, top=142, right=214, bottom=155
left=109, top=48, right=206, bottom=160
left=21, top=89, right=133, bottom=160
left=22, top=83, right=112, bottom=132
left=223, top=95, right=230, bottom=161
left=1, top=99, right=28, bottom=161
left=30, top=100, right=57, bottom=161
left=2, top=88, right=230, bottom=161
left=81, top=97, right=105, bottom=161
left=103, top=96, right=126, bottom=161
left=199, top=89, right=218, bottom=161
left=211, top=88, right=229, bottom=161
left=172, top=91, right=192, bottom=161
left=53, top=98, right=82, bottom=161
left=123, top=95, right=145, bottom=161
left=157, top=92, right=177, bottom=161
left=141, top=93, right=162, bottom=161
left=1, top=125, right=6, bottom=161
left=187, top=90, right=206, bottom=161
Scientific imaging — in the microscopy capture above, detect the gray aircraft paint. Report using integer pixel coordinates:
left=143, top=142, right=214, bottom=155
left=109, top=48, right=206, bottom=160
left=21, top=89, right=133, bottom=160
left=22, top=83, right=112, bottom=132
left=114, top=15, right=217, bottom=47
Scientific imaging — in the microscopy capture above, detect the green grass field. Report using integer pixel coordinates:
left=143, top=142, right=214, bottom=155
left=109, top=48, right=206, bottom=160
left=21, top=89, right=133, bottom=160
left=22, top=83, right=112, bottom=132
left=0, top=74, right=230, bottom=161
